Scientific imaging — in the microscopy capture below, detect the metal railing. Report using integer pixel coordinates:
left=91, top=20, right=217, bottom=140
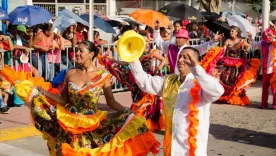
left=0, top=35, right=263, bottom=92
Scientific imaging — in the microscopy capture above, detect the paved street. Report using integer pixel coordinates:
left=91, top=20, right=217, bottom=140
left=0, top=80, right=276, bottom=156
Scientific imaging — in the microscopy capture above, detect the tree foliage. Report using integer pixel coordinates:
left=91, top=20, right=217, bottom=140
left=199, top=0, right=222, bottom=13
left=245, top=0, right=276, bottom=12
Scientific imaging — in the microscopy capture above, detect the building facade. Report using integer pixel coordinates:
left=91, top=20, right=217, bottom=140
left=32, top=0, right=116, bottom=16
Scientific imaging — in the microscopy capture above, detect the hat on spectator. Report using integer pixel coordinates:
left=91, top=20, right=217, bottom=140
left=17, top=25, right=28, bottom=35
left=174, top=29, right=190, bottom=39
left=182, top=20, right=190, bottom=27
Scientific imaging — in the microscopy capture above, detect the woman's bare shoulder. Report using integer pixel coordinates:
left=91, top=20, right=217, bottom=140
left=66, top=68, right=77, bottom=77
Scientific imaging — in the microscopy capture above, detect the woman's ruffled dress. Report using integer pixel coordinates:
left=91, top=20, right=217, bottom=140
left=200, top=44, right=261, bottom=106
left=0, top=65, right=160, bottom=156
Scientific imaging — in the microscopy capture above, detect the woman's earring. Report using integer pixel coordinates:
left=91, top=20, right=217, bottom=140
left=90, top=58, right=93, bottom=66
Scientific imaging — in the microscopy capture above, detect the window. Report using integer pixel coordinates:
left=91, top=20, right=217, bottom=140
left=33, top=0, right=55, bottom=2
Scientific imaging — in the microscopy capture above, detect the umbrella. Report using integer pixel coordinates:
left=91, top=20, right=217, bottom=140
left=130, top=9, right=171, bottom=28
left=0, top=7, right=9, bottom=20
left=8, top=5, right=52, bottom=26
left=80, top=14, right=116, bottom=34
left=227, top=15, right=257, bottom=39
left=159, top=3, right=204, bottom=22
left=204, top=20, right=230, bottom=38
left=201, top=12, right=220, bottom=21
left=53, top=9, right=89, bottom=33
left=106, top=20, right=121, bottom=27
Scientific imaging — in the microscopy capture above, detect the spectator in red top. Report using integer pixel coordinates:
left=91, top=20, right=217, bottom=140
left=75, top=22, right=88, bottom=43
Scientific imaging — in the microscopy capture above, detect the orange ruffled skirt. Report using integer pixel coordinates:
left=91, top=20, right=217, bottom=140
left=0, top=65, right=160, bottom=156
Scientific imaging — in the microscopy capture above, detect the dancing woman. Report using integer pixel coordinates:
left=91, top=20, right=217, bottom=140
left=202, top=26, right=261, bottom=106
left=0, top=41, right=160, bottom=156
left=104, top=30, right=167, bottom=131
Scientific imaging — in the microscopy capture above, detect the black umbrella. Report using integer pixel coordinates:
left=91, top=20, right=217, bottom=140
left=201, top=12, right=220, bottom=21
left=204, top=20, right=230, bottom=38
left=158, top=3, right=204, bottom=22
left=106, top=20, right=121, bottom=27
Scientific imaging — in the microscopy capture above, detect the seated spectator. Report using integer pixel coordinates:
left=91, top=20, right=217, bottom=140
left=0, top=74, right=11, bottom=114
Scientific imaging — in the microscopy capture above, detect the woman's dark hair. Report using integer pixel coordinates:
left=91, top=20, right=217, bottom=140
left=121, top=25, right=132, bottom=34
left=138, top=30, right=148, bottom=37
left=145, top=26, right=153, bottom=34
left=174, top=20, right=183, bottom=26
left=7, top=24, right=13, bottom=31
left=160, top=27, right=166, bottom=32
left=33, top=24, right=43, bottom=34
left=271, top=20, right=276, bottom=25
left=80, top=40, right=99, bottom=60
left=131, top=23, right=139, bottom=30
left=42, top=23, right=53, bottom=33
left=118, top=23, right=124, bottom=30
left=186, top=23, right=193, bottom=32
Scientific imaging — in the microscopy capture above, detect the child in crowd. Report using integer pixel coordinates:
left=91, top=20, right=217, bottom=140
left=0, top=74, right=11, bottom=113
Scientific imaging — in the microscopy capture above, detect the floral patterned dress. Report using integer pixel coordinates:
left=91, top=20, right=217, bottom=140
left=104, top=50, right=165, bottom=131
left=205, top=40, right=261, bottom=106
left=26, top=69, right=160, bottom=156
left=213, top=41, right=247, bottom=95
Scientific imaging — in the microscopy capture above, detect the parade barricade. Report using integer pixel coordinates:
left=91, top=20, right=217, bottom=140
left=0, top=34, right=263, bottom=92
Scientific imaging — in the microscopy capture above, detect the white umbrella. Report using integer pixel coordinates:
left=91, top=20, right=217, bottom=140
left=227, top=15, right=257, bottom=39
left=53, top=9, right=89, bottom=33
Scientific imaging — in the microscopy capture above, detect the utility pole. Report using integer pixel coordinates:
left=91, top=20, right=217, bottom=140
left=2, top=0, right=8, bottom=34
left=155, top=0, right=159, bottom=10
left=187, top=0, right=191, bottom=6
left=26, top=0, right=32, bottom=5
left=89, top=0, right=94, bottom=41
left=262, top=0, right=270, bottom=32
left=187, top=0, right=194, bottom=8
left=228, top=0, right=235, bottom=12
left=232, top=1, right=235, bottom=12
left=191, top=0, right=195, bottom=8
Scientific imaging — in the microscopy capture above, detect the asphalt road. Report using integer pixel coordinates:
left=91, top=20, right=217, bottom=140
left=1, top=81, right=276, bottom=156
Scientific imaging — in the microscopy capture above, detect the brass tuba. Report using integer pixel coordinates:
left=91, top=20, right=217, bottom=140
left=116, top=30, right=145, bottom=62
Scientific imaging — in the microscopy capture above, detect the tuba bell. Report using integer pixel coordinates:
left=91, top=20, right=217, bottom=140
left=116, top=30, right=145, bottom=62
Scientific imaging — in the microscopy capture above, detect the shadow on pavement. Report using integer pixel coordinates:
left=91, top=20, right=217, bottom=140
left=210, top=123, right=276, bottom=149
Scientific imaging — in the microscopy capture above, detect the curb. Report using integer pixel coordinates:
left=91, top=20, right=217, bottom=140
left=0, top=125, right=41, bottom=142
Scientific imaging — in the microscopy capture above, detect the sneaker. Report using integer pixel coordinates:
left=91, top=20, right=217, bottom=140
left=0, top=107, right=11, bottom=114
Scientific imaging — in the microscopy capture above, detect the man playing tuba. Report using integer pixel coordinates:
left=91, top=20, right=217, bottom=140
left=128, top=46, right=224, bottom=156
